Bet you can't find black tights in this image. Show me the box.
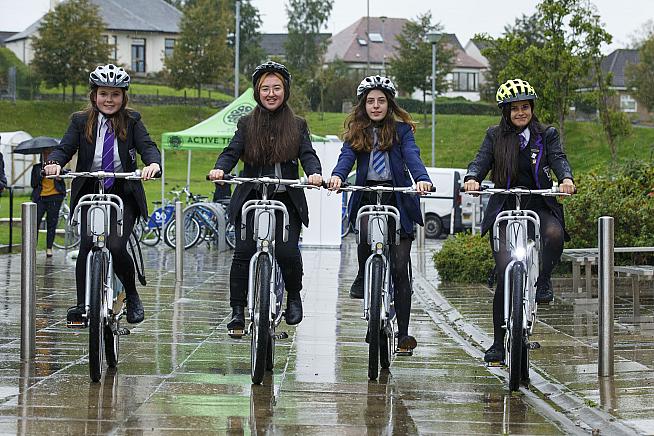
[229,192,303,308]
[75,185,139,305]
[490,207,564,343]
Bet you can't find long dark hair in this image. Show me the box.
[78,87,132,144]
[343,89,415,153]
[242,104,302,166]
[491,102,546,187]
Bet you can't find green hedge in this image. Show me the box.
[433,232,495,283]
[397,97,499,116]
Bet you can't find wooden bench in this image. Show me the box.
[614,265,654,322]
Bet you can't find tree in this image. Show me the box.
[164,0,232,96]
[387,12,454,124]
[284,0,333,84]
[626,35,654,113]
[226,0,264,90]
[31,0,110,101]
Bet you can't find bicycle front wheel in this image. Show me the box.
[164,215,201,249]
[508,262,526,392]
[88,251,105,382]
[368,255,384,380]
[251,253,271,384]
[53,209,80,249]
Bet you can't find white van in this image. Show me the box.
[422,167,489,238]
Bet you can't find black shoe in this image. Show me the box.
[126,293,144,324]
[285,294,303,325]
[349,274,364,299]
[484,343,505,363]
[397,335,417,351]
[227,306,245,331]
[66,304,85,324]
[535,278,554,304]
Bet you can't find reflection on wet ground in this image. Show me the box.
[427,243,654,434]
[0,237,574,434]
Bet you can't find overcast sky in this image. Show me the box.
[1,0,650,53]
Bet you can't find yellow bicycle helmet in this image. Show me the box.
[495,79,537,107]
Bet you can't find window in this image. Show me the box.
[102,35,117,61]
[357,38,368,46]
[368,32,383,43]
[164,38,175,58]
[131,38,146,73]
[620,94,637,112]
[451,72,478,92]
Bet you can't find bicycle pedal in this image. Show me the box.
[527,341,541,350]
[486,361,505,367]
[117,328,130,336]
[66,320,87,329]
[274,331,289,340]
[228,329,246,338]
[395,348,413,357]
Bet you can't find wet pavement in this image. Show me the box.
[0,235,650,434]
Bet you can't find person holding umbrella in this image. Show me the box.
[31,146,66,257]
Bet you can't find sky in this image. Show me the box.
[0,0,650,53]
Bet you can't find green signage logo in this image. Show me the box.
[225,104,254,125]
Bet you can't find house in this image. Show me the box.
[4,0,181,76]
[324,17,487,101]
[260,33,331,61]
[464,38,490,68]
[0,32,16,46]
[601,49,645,116]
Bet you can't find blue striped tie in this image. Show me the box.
[372,146,386,176]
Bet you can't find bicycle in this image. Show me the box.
[51,170,153,382]
[467,186,569,391]
[137,187,199,248]
[209,175,318,384]
[337,183,425,380]
[165,200,236,250]
[53,189,81,249]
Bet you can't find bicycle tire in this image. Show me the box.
[88,251,105,383]
[379,325,392,369]
[266,330,274,371]
[53,209,80,249]
[508,262,525,392]
[104,320,119,368]
[368,255,384,380]
[163,215,201,249]
[251,253,271,384]
[139,218,161,246]
[226,223,236,249]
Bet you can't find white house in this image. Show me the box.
[4,0,181,76]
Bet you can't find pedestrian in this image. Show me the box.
[31,147,66,257]
[462,78,575,364]
[328,75,433,354]
[44,64,161,325]
[208,61,323,335]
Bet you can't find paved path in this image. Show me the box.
[0,237,649,434]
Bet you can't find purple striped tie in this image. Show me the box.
[102,119,115,190]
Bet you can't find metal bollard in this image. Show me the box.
[471,204,477,235]
[416,202,425,249]
[175,201,184,282]
[598,216,614,377]
[21,202,37,361]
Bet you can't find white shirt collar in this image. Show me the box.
[520,128,531,144]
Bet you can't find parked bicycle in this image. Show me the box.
[53,189,81,249]
[467,186,569,391]
[337,183,427,380]
[209,175,318,384]
[51,170,154,382]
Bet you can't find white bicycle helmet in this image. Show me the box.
[356,75,397,99]
[89,64,130,89]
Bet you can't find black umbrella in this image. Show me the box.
[13,136,60,155]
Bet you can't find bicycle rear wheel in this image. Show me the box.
[164,215,201,249]
[88,251,105,382]
[508,262,525,392]
[251,254,271,384]
[53,209,80,249]
[368,255,384,380]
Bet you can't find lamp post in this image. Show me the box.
[234,0,241,98]
[427,33,440,167]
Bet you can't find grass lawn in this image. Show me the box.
[39,82,233,101]
[2,99,653,244]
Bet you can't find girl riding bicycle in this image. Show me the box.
[328,75,432,353]
[44,64,161,325]
[463,78,575,364]
[208,61,323,334]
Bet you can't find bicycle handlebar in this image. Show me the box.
[462,186,572,196]
[207,174,321,189]
[46,170,161,180]
[338,183,435,195]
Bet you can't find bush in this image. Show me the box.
[396,97,499,116]
[0,48,40,99]
[433,232,495,283]
[565,160,654,249]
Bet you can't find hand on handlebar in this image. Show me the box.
[208,168,225,181]
[327,176,342,191]
[415,181,432,194]
[44,163,62,177]
[559,178,575,194]
[307,173,323,187]
[141,162,160,180]
[463,179,480,192]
